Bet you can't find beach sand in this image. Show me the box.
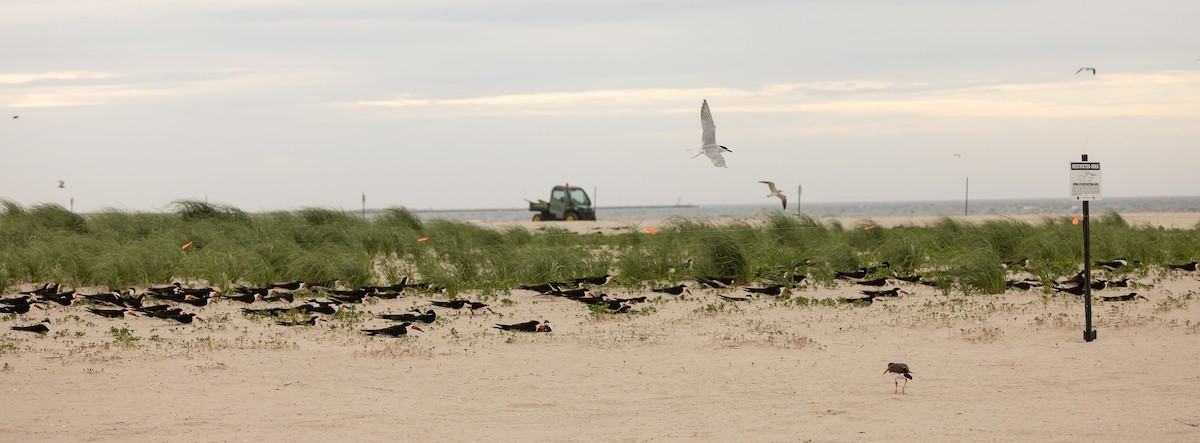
[2,214,1199,442]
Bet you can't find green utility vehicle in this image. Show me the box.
[528,184,596,222]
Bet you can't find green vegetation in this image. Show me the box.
[1,201,1197,295]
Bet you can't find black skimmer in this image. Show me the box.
[261,292,295,303]
[1167,261,1198,272]
[1075,67,1096,75]
[651,284,690,296]
[269,281,309,291]
[855,277,892,287]
[1095,258,1130,271]
[0,295,35,306]
[834,268,870,280]
[494,320,551,332]
[1006,279,1042,291]
[378,309,437,324]
[276,315,326,326]
[166,312,202,324]
[1059,271,1087,286]
[180,293,218,307]
[241,307,295,316]
[548,285,592,298]
[860,287,906,298]
[572,274,614,286]
[298,300,343,315]
[788,273,809,284]
[1108,278,1135,288]
[693,99,732,168]
[327,292,372,304]
[362,276,409,293]
[0,302,42,314]
[10,319,50,334]
[19,283,59,296]
[220,292,263,304]
[892,272,925,284]
[718,294,753,302]
[137,304,183,319]
[759,181,786,209]
[87,307,137,318]
[1099,292,1147,302]
[518,282,569,294]
[745,285,789,296]
[430,300,491,315]
[698,276,735,288]
[1001,257,1030,270]
[148,282,184,295]
[41,291,80,307]
[841,296,880,305]
[362,322,423,337]
[668,258,693,274]
[884,363,913,394]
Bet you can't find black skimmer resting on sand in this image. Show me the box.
[220,292,263,304]
[693,99,732,168]
[1100,293,1147,302]
[87,307,137,318]
[1167,261,1198,272]
[10,319,50,334]
[518,282,569,294]
[759,181,786,209]
[494,320,551,332]
[572,274,614,286]
[1108,278,1135,288]
[1095,258,1131,271]
[745,285,789,296]
[859,287,906,298]
[718,294,753,302]
[834,268,870,280]
[841,296,880,305]
[652,284,690,296]
[276,315,326,326]
[885,363,913,394]
[298,300,343,315]
[362,322,423,337]
[855,277,892,287]
[698,277,735,288]
[378,309,436,324]
[430,300,491,315]
[0,302,41,314]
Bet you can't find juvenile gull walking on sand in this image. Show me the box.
[692,99,732,168]
[759,181,786,209]
[885,362,913,394]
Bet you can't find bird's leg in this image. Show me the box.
[901,379,908,394]
[894,380,899,394]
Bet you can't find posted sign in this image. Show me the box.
[1070,162,1101,201]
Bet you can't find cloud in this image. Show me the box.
[0,71,122,85]
[343,71,1200,120]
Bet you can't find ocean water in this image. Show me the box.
[408,196,1200,223]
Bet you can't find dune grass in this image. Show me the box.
[1,200,1196,294]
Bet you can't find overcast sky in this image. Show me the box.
[3,0,1198,212]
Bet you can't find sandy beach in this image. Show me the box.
[2,214,1199,442]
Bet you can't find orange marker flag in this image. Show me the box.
[864,225,877,231]
[181,240,194,250]
[417,237,430,243]
[644,228,658,234]
[1072,216,1080,225]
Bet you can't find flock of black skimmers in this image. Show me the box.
[3,258,1194,338]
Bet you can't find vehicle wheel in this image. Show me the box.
[531,214,543,222]
[564,213,577,222]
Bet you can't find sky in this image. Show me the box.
[2,0,1199,213]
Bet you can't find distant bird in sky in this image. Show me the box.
[759,181,786,209]
[693,99,731,168]
[57,180,65,189]
[1075,67,1096,75]
[11,115,17,119]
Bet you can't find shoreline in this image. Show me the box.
[479,211,1200,233]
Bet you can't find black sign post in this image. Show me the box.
[1071,155,1099,342]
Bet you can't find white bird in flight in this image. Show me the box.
[760,181,786,210]
[693,99,731,168]
[1075,67,1096,75]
